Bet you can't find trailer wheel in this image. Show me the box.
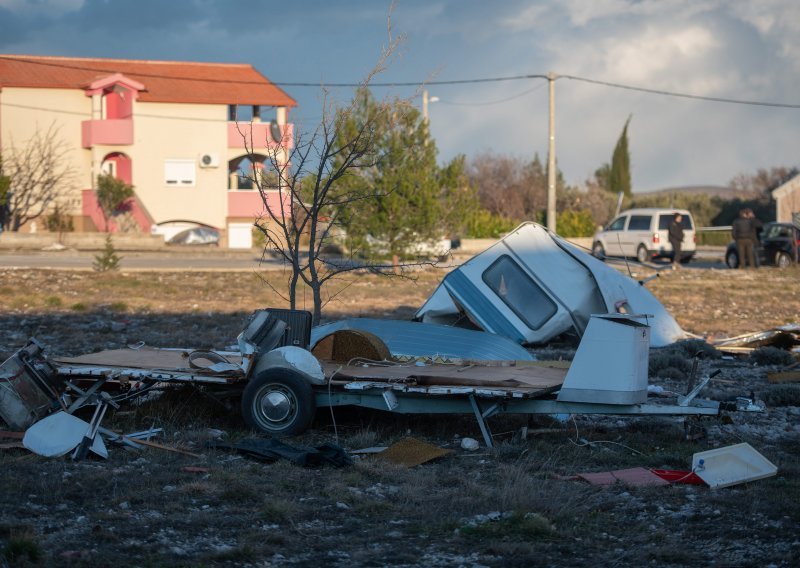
[241,368,315,436]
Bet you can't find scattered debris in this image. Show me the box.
[378,437,453,467]
[209,437,351,467]
[692,442,777,488]
[349,446,388,455]
[22,411,107,459]
[573,467,670,488]
[650,469,705,485]
[181,466,211,474]
[711,323,800,355]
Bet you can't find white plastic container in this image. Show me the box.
[692,443,777,488]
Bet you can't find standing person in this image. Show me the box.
[668,212,685,270]
[732,208,757,268]
[748,209,763,268]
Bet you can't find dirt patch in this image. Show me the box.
[1,267,799,566]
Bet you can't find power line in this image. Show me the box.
[2,53,799,109]
[559,74,800,109]
[279,74,548,87]
[435,84,546,106]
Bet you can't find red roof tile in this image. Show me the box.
[0,54,296,107]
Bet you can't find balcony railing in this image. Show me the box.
[227,122,294,150]
[81,119,133,148]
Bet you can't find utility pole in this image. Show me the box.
[422,90,439,122]
[546,71,557,233]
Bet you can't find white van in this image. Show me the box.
[592,208,696,263]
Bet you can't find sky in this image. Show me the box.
[1,0,798,192]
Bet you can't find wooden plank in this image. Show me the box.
[0,431,25,439]
[767,371,800,384]
[55,348,242,371]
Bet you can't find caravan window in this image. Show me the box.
[482,255,558,330]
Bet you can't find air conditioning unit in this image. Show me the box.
[199,153,220,168]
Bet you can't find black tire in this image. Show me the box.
[726,250,739,269]
[241,368,315,436]
[592,242,606,260]
[776,252,792,269]
[636,245,649,263]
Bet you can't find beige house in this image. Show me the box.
[772,173,800,226]
[0,55,296,247]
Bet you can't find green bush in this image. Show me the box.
[696,230,731,246]
[466,209,517,238]
[555,209,596,237]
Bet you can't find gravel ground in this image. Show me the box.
[0,268,798,567]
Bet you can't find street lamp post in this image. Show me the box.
[422,90,439,122]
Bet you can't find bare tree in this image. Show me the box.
[242,14,435,324]
[1,123,76,232]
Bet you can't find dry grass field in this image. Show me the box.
[0,265,799,566]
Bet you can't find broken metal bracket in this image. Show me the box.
[65,376,110,413]
[678,369,721,407]
[468,394,494,449]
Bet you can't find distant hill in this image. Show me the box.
[638,185,757,198]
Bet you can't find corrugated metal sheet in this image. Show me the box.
[310,319,534,361]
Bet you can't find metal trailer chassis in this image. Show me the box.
[315,384,727,449]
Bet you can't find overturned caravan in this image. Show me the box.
[417,222,685,348]
[2,310,756,452]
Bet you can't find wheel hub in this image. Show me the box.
[259,390,293,422]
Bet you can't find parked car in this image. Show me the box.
[592,208,696,263]
[167,226,220,246]
[725,222,800,268]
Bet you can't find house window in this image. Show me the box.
[164,160,196,186]
[481,255,558,330]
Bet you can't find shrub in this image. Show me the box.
[93,235,122,272]
[466,209,517,238]
[649,351,692,378]
[555,209,596,238]
[762,384,800,407]
[668,339,721,360]
[749,346,796,367]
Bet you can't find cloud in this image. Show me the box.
[0,0,797,190]
[0,0,84,16]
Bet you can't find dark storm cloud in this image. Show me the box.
[61,0,207,34]
[0,7,27,48]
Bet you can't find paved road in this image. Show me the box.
[0,250,287,271]
[0,247,729,271]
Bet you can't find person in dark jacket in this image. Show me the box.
[668,213,685,269]
[732,208,758,268]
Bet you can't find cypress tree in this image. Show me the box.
[609,116,632,198]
